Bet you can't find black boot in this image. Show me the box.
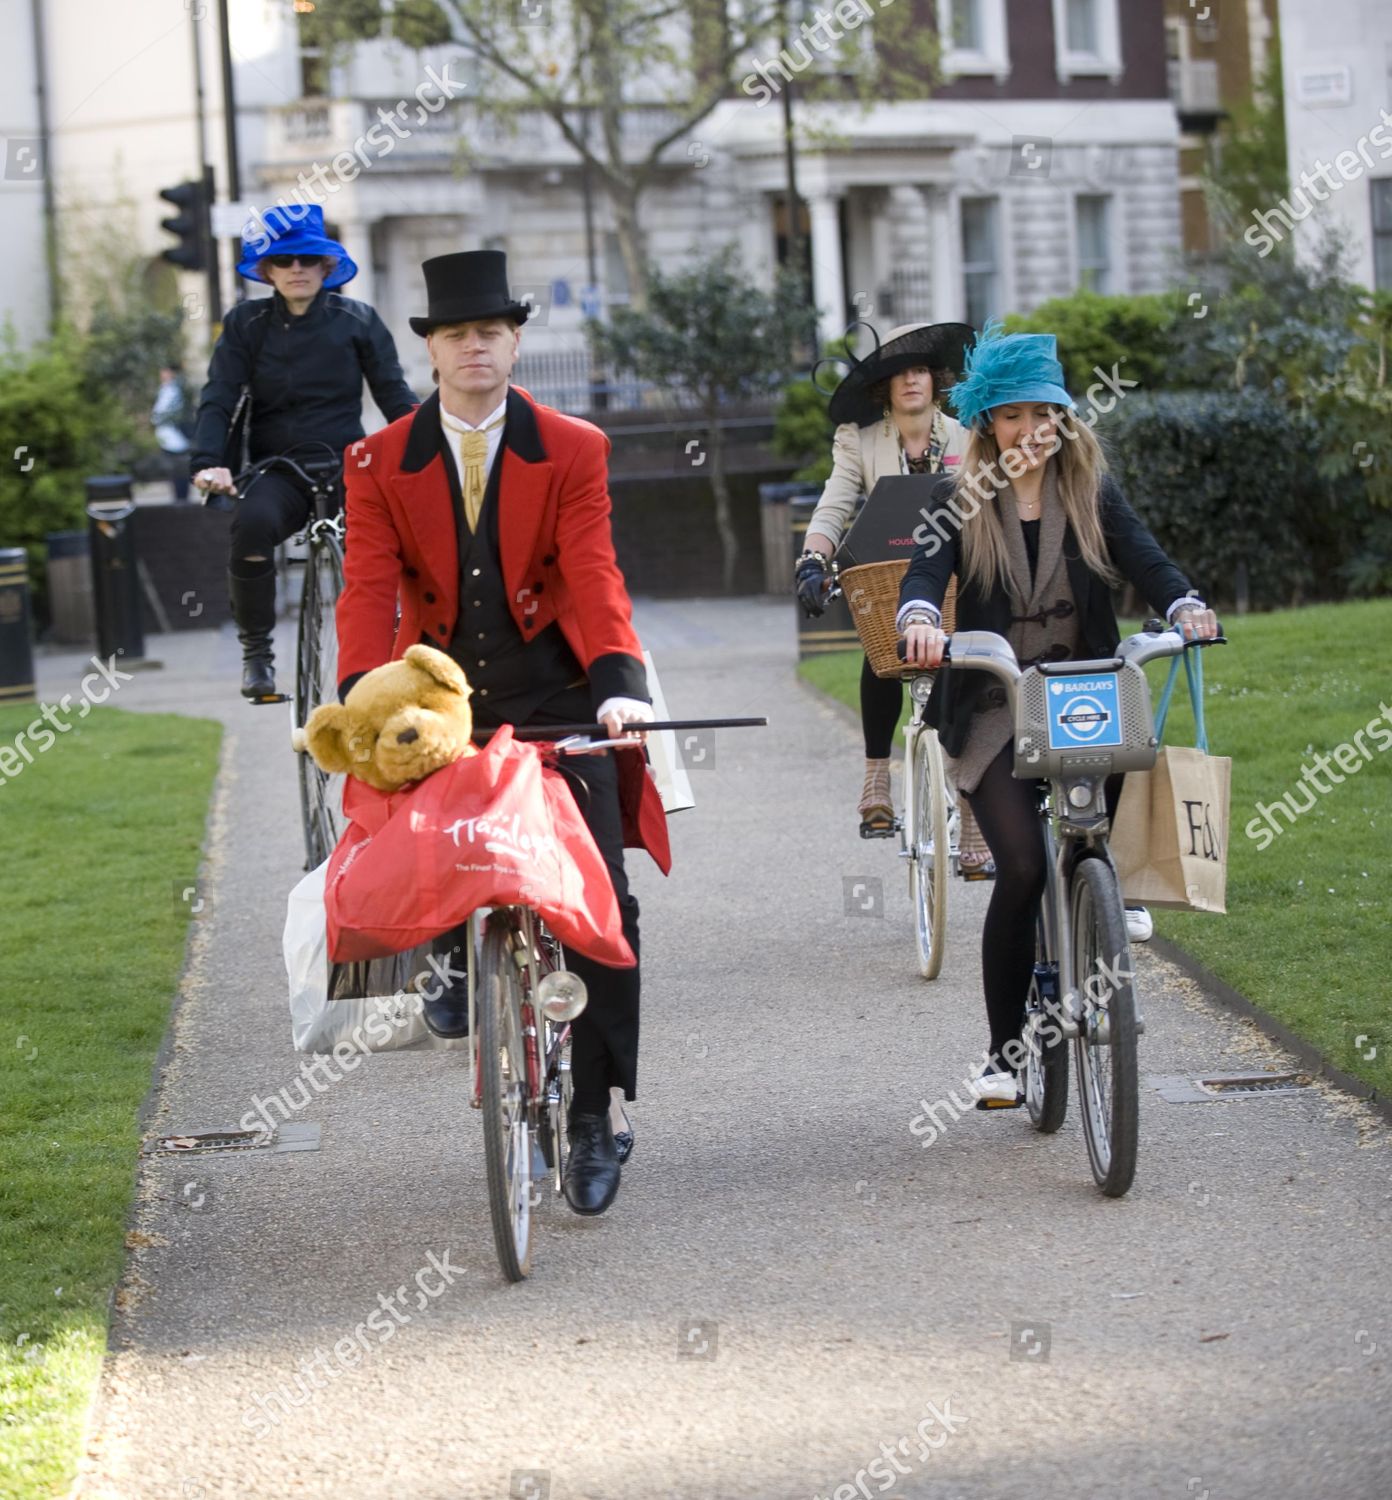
[228,568,277,699]
[562,1109,621,1216]
[422,931,469,1038]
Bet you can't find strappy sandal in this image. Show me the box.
[858,758,894,838]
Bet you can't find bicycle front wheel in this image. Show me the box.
[295,531,345,870]
[909,727,950,980]
[1023,920,1068,1134]
[1070,857,1138,1196]
[478,919,534,1281]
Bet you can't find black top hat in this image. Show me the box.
[409,250,531,335]
[824,321,977,428]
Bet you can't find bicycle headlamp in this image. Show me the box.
[1066,779,1095,810]
[538,970,588,1022]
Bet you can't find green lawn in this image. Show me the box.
[0,705,221,1499]
[799,600,1392,1099]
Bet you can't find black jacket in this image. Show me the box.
[899,475,1194,758]
[190,288,417,473]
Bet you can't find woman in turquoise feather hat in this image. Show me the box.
[895,322,1218,1108]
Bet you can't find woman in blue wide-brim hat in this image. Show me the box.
[190,203,418,700]
[895,322,1219,1108]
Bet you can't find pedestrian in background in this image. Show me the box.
[151,366,193,503]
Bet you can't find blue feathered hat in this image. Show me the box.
[236,204,358,289]
[949,319,1075,431]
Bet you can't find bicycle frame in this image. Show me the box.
[946,626,1205,1033]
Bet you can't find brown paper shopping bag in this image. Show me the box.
[1111,650,1230,914]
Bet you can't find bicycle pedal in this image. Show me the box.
[248,692,291,705]
[859,823,897,840]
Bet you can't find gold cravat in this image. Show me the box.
[455,415,506,532]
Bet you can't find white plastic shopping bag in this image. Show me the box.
[643,650,695,814]
[283,860,440,1054]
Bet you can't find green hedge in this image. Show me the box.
[1006,289,1183,397]
[1101,391,1376,609]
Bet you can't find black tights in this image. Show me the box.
[860,656,902,759]
[964,748,1123,1072]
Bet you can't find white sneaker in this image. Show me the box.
[1125,906,1153,943]
[971,1069,1022,1110]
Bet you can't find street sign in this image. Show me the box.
[211,201,256,239]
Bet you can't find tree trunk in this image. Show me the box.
[705,405,738,594]
[609,183,649,312]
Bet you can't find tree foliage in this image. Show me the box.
[589,248,807,589]
[0,332,127,620]
[1202,35,1288,227]
[295,1,938,304]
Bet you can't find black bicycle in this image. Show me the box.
[228,446,346,871]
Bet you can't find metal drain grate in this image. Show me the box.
[1198,1072,1311,1097]
[146,1123,321,1155]
[1149,1072,1312,1103]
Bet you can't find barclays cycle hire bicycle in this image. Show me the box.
[934,621,1225,1197]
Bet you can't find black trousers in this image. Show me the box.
[469,686,641,1111]
[229,470,314,568]
[860,656,903,759]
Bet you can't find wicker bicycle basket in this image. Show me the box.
[840,560,957,679]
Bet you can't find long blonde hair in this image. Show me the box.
[952,411,1119,594]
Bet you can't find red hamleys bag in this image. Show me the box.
[324,726,634,968]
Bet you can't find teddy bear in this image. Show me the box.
[297,644,476,792]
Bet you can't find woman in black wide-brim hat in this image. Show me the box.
[795,321,992,872]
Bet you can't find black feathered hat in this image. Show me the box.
[822,321,976,428]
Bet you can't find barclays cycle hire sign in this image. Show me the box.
[1045,673,1123,750]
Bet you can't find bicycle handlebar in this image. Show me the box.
[895,626,1226,706]
[473,717,768,743]
[232,449,343,498]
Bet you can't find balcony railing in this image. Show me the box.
[262,98,692,171]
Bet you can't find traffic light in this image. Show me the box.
[158,179,209,272]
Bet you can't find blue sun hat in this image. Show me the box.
[949,319,1075,431]
[236,203,358,289]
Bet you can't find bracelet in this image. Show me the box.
[902,612,935,628]
[797,549,828,566]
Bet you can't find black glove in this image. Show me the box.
[795,555,829,617]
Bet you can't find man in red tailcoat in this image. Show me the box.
[337,250,669,1216]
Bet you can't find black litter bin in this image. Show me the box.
[789,495,860,662]
[46,530,95,645]
[86,475,144,663]
[0,548,36,704]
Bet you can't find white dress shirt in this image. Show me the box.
[439,393,508,484]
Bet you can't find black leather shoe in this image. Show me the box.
[563,1111,620,1216]
[422,971,468,1038]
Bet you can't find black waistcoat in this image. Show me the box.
[438,414,583,721]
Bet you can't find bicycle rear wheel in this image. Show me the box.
[909,727,950,980]
[1023,920,1068,1134]
[1071,857,1138,1196]
[478,918,534,1281]
[295,530,345,870]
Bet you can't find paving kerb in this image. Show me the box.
[35,600,1392,1500]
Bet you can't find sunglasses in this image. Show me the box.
[265,254,326,268]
